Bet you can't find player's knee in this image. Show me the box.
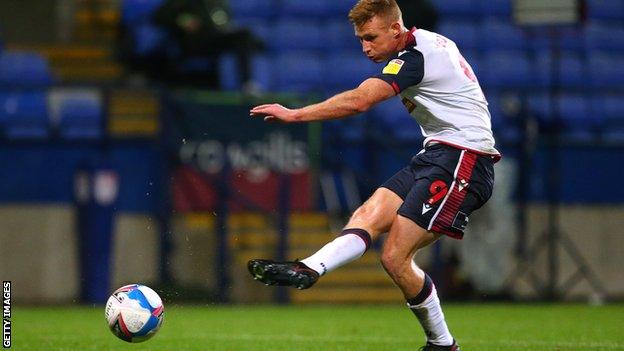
[351,203,385,230]
[380,248,403,276]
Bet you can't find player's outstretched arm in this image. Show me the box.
[249,78,395,123]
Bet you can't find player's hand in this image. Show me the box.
[250,104,298,123]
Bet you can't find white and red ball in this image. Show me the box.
[105,284,164,343]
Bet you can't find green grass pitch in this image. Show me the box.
[13,303,624,350]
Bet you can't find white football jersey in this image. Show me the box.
[375,28,500,157]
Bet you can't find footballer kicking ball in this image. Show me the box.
[105,284,165,343]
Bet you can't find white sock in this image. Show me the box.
[408,285,454,346]
[300,229,371,275]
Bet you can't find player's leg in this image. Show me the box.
[299,187,403,275]
[381,215,457,349]
[248,187,403,289]
[379,147,495,350]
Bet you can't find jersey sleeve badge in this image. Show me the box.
[382,59,405,75]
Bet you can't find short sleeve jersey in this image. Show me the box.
[374,28,499,156]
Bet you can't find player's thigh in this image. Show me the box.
[382,214,441,265]
[346,187,403,238]
[346,165,418,236]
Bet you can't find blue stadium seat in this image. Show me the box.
[534,51,551,88]
[274,53,324,93]
[601,96,624,121]
[593,95,624,140]
[481,51,532,88]
[534,51,586,88]
[556,94,597,140]
[325,115,367,143]
[58,98,103,140]
[0,92,9,132]
[432,0,480,18]
[529,26,584,51]
[121,0,164,24]
[592,95,624,120]
[1,91,49,139]
[270,20,324,52]
[487,92,523,142]
[250,55,275,91]
[557,94,590,122]
[279,0,332,18]
[486,92,506,129]
[586,0,624,20]
[480,19,528,51]
[0,51,54,87]
[477,0,511,16]
[229,0,276,20]
[584,22,624,51]
[132,23,169,56]
[219,53,272,92]
[244,19,273,44]
[325,20,361,51]
[438,21,479,50]
[527,93,553,121]
[588,51,624,89]
[462,50,481,76]
[218,54,240,91]
[370,98,421,142]
[325,0,356,17]
[324,53,379,91]
[486,90,504,127]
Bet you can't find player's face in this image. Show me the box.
[355,15,401,63]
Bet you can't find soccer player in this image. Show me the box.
[247,0,500,349]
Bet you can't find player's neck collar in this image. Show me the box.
[398,27,417,51]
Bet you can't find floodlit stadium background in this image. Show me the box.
[1,0,623,312]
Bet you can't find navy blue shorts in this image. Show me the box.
[381,143,496,239]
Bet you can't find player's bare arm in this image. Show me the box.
[249,77,395,123]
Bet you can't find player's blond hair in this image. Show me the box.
[348,0,402,28]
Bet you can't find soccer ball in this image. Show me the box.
[105,284,165,343]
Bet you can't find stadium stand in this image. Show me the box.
[229,0,276,20]
[57,98,103,140]
[480,18,529,51]
[588,52,624,89]
[594,95,624,141]
[274,53,324,93]
[324,52,379,91]
[0,51,54,87]
[556,93,596,141]
[534,51,586,89]
[279,0,332,18]
[0,0,620,147]
[120,0,164,24]
[481,50,532,88]
[438,20,480,50]
[0,0,623,307]
[586,0,624,20]
[478,0,512,17]
[325,20,363,51]
[1,91,49,139]
[431,0,480,18]
[584,21,624,51]
[270,20,325,52]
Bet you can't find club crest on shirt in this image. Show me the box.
[382,59,404,75]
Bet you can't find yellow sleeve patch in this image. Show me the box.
[382,59,405,75]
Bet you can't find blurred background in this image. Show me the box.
[0,0,622,307]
